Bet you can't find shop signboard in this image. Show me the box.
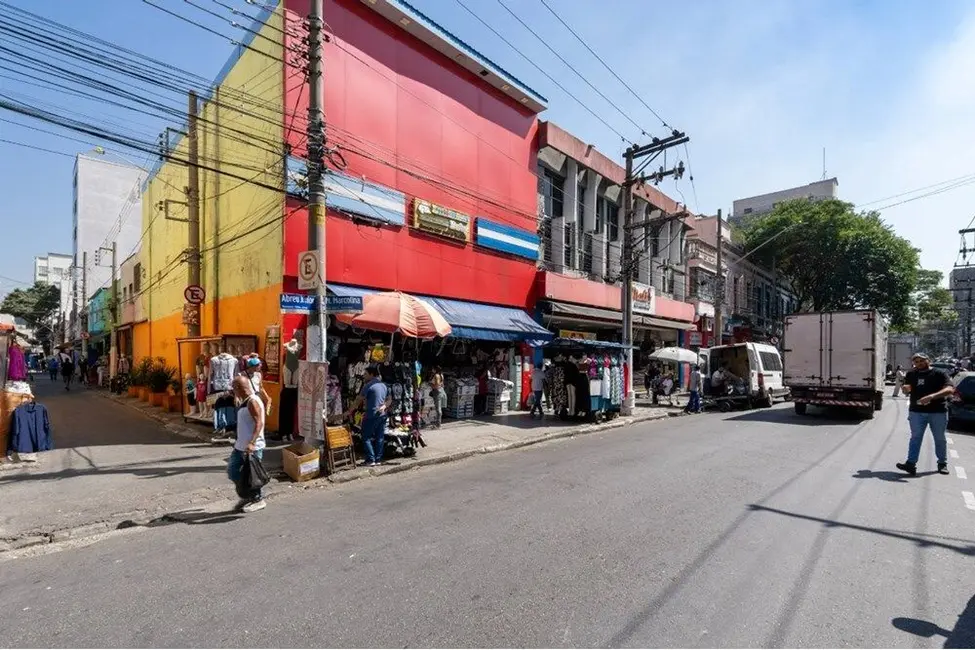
[631,282,656,315]
[688,331,703,347]
[323,170,406,226]
[297,360,328,441]
[558,329,596,341]
[412,199,470,243]
[280,293,317,313]
[474,218,539,260]
[263,325,281,381]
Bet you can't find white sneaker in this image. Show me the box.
[234,498,250,511]
[242,500,266,513]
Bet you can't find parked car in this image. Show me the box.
[949,371,975,430]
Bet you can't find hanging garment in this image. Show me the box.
[8,401,53,454]
[550,365,567,414]
[209,353,237,392]
[6,345,27,382]
[279,386,298,437]
[213,394,237,431]
[600,366,611,399]
[610,359,623,406]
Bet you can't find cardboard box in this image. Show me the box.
[282,442,321,482]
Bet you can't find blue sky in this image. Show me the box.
[1,0,973,301]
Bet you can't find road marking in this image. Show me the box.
[950,449,960,459]
[964,491,975,510]
[947,436,955,445]
[957,466,968,480]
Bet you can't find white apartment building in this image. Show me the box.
[730,177,839,227]
[71,150,146,339]
[33,252,74,341]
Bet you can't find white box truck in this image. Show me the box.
[783,310,887,418]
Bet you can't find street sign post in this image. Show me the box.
[184,284,205,305]
[280,293,318,313]
[297,250,321,290]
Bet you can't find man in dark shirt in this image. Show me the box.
[344,365,390,467]
[896,353,955,476]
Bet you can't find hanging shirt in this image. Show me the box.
[531,367,545,392]
[209,354,237,392]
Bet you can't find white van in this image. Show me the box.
[704,342,788,407]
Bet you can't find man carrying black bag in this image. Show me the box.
[228,375,269,513]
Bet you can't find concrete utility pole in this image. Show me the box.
[81,250,88,360]
[186,90,202,337]
[110,241,118,379]
[714,208,724,347]
[620,131,689,415]
[306,0,328,370]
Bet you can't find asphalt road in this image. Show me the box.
[3,397,975,648]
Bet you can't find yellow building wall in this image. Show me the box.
[134,6,286,428]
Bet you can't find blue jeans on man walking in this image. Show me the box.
[362,416,387,465]
[907,411,948,464]
[228,448,264,501]
[530,390,544,418]
[685,390,701,413]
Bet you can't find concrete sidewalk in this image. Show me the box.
[1,384,675,550]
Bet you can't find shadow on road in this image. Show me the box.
[118,507,244,529]
[726,408,872,426]
[852,469,939,482]
[748,504,975,556]
[893,593,975,648]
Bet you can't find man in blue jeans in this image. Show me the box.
[345,365,390,467]
[897,353,955,476]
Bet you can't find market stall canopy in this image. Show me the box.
[542,300,696,330]
[419,295,552,345]
[328,284,551,345]
[649,346,699,364]
[335,291,451,339]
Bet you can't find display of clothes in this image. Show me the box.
[325,374,343,424]
[6,344,27,382]
[210,393,237,432]
[8,400,52,454]
[208,353,237,393]
[282,338,301,388]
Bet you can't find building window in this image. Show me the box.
[564,223,575,269]
[128,283,134,301]
[596,195,617,236]
[743,208,753,215]
[541,217,553,265]
[133,263,142,292]
[577,183,586,223]
[581,233,593,274]
[537,165,565,218]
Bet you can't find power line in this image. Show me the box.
[537,0,672,131]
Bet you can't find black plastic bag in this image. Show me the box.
[240,453,271,492]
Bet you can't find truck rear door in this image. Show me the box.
[784,314,826,387]
[827,311,877,389]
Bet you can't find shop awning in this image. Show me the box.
[547,337,635,350]
[542,300,695,330]
[327,284,552,344]
[420,295,553,344]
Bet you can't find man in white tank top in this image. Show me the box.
[229,376,267,513]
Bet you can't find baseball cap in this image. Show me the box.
[246,357,261,368]
[911,352,929,361]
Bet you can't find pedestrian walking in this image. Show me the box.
[896,353,955,476]
[47,355,58,382]
[344,365,390,467]
[684,364,703,414]
[529,362,545,419]
[228,375,267,513]
[59,348,75,391]
[892,365,906,397]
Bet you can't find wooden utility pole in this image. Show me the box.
[620,131,688,414]
[714,208,724,347]
[186,90,202,337]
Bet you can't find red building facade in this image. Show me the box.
[281,0,545,309]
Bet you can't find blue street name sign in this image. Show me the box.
[280,293,317,312]
[324,295,363,313]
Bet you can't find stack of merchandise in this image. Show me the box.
[444,376,477,419]
[485,378,513,415]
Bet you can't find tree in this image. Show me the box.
[741,199,919,328]
[0,282,61,331]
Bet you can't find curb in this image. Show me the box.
[98,392,212,442]
[0,408,673,556]
[325,410,672,484]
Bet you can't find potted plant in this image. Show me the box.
[166,377,184,412]
[147,358,176,407]
[132,357,154,401]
